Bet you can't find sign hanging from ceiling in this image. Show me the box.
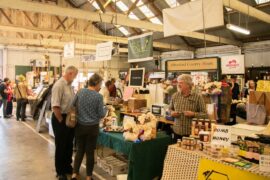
[221,55,245,74]
[80,54,96,62]
[64,41,75,59]
[128,32,153,63]
[95,41,113,61]
[163,0,224,36]
[166,58,218,72]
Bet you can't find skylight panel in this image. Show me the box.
[118,27,130,36]
[128,12,139,20]
[150,17,162,25]
[139,5,154,18]
[255,0,270,4]
[165,0,179,7]
[92,1,100,10]
[130,0,144,7]
[116,1,129,12]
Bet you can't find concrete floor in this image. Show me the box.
[0,106,117,180]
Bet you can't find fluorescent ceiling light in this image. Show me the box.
[118,27,130,36]
[116,1,129,12]
[150,17,162,25]
[226,24,250,35]
[139,5,154,18]
[225,7,232,12]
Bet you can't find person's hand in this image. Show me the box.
[184,111,195,117]
[171,111,180,118]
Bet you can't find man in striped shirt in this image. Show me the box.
[170,74,207,142]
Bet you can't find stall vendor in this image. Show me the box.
[170,74,207,142]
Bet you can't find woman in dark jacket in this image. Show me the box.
[71,73,107,180]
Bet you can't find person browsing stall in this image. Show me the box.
[170,74,207,142]
[14,75,30,121]
[51,66,78,180]
[71,73,107,180]
[99,80,111,104]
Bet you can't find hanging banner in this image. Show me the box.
[221,55,245,74]
[95,41,113,61]
[163,0,224,36]
[198,158,267,180]
[128,32,153,63]
[211,125,231,147]
[64,41,75,59]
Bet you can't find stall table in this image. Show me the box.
[162,145,270,180]
[97,130,172,180]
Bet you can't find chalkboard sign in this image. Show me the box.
[129,68,145,88]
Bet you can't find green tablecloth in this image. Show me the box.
[97,130,172,180]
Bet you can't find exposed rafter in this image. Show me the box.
[0,24,192,50]
[0,0,241,46]
[223,0,270,24]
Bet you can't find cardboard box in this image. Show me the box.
[97,155,128,177]
[265,92,270,116]
[128,98,147,111]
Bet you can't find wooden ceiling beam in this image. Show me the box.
[126,0,140,15]
[0,0,241,46]
[95,0,106,13]
[223,0,270,24]
[0,24,193,50]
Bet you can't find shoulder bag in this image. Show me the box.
[66,91,79,128]
[247,92,267,125]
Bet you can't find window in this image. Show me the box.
[150,17,162,25]
[255,0,270,4]
[139,5,154,18]
[118,27,130,36]
[128,12,139,20]
[116,1,129,12]
[165,0,179,7]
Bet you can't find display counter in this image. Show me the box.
[97,130,172,180]
[162,145,270,180]
[231,123,266,141]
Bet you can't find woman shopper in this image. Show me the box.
[14,75,29,121]
[72,73,107,180]
[6,80,13,117]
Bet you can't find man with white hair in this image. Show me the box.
[51,66,78,180]
[170,74,206,142]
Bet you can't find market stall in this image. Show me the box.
[162,145,270,180]
[97,130,171,180]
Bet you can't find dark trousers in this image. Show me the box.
[6,101,13,115]
[16,99,26,119]
[52,113,75,176]
[73,123,99,176]
[2,99,7,117]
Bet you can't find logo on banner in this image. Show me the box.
[226,59,240,69]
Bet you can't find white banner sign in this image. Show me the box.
[163,0,224,36]
[260,155,270,172]
[221,55,245,74]
[95,41,113,61]
[64,41,75,59]
[211,125,231,147]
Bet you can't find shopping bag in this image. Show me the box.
[247,92,267,125]
[265,92,270,116]
[66,107,77,128]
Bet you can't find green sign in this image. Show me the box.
[128,32,153,63]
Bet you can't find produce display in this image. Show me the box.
[123,112,157,142]
[100,106,124,133]
[202,81,222,95]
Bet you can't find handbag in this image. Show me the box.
[66,93,79,128]
[247,93,267,125]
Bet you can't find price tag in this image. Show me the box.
[260,155,270,172]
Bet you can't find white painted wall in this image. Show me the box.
[0,46,129,81]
